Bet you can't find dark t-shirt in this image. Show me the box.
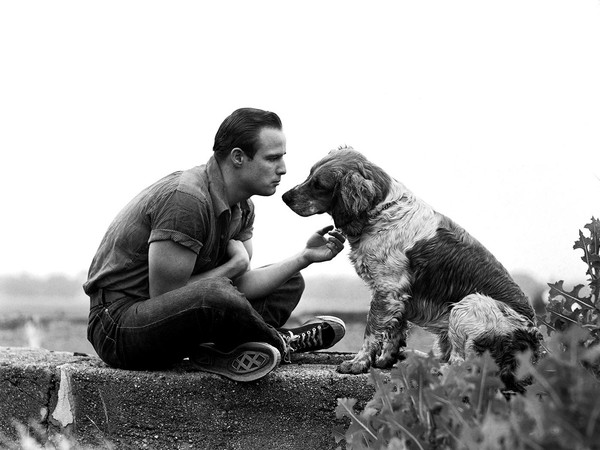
[83,156,254,298]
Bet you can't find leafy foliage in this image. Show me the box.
[336,217,600,449]
[336,332,600,450]
[541,217,600,346]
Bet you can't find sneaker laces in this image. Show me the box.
[278,331,294,364]
[291,324,324,351]
[278,323,327,363]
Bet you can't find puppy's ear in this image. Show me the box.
[332,172,377,227]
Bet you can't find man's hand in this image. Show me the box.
[227,239,250,276]
[303,225,346,263]
[185,239,250,288]
[231,226,345,300]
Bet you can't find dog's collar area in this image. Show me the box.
[343,198,402,238]
[367,200,398,219]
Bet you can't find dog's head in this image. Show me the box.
[282,147,392,233]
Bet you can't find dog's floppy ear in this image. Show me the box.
[332,172,377,228]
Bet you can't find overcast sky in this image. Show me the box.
[1,0,599,286]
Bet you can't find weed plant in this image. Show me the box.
[335,218,600,450]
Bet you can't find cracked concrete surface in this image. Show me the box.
[0,348,87,436]
[0,347,374,449]
[51,367,74,427]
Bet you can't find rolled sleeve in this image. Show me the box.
[148,229,202,254]
[148,190,208,254]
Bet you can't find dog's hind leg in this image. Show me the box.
[449,336,479,365]
[436,330,453,363]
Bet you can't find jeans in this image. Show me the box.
[87,274,304,369]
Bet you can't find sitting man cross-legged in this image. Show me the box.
[84,107,346,382]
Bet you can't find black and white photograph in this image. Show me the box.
[1,1,599,449]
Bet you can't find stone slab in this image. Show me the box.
[0,347,375,449]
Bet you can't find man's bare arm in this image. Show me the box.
[148,240,248,298]
[148,226,343,299]
[233,226,345,300]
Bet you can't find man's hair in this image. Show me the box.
[213,108,282,161]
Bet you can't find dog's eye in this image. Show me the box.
[312,179,327,191]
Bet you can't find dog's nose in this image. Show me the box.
[282,190,292,204]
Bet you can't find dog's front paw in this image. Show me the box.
[374,353,400,369]
[338,355,371,374]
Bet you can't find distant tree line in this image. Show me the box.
[0,271,546,305]
[0,273,85,297]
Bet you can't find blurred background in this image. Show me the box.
[1,0,599,355]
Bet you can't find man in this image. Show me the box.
[83,108,346,382]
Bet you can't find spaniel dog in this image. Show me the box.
[282,147,542,393]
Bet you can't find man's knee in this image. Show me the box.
[172,276,249,315]
[287,272,305,300]
[201,277,251,308]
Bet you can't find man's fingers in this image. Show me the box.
[326,234,345,253]
[316,225,334,236]
[328,229,346,243]
[315,225,346,243]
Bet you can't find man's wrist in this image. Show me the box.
[297,250,313,269]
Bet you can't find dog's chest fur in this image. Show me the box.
[345,182,533,331]
[346,183,447,328]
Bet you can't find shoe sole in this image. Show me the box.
[191,342,281,382]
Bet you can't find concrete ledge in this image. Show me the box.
[0,347,374,449]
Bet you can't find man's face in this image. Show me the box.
[241,127,287,196]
